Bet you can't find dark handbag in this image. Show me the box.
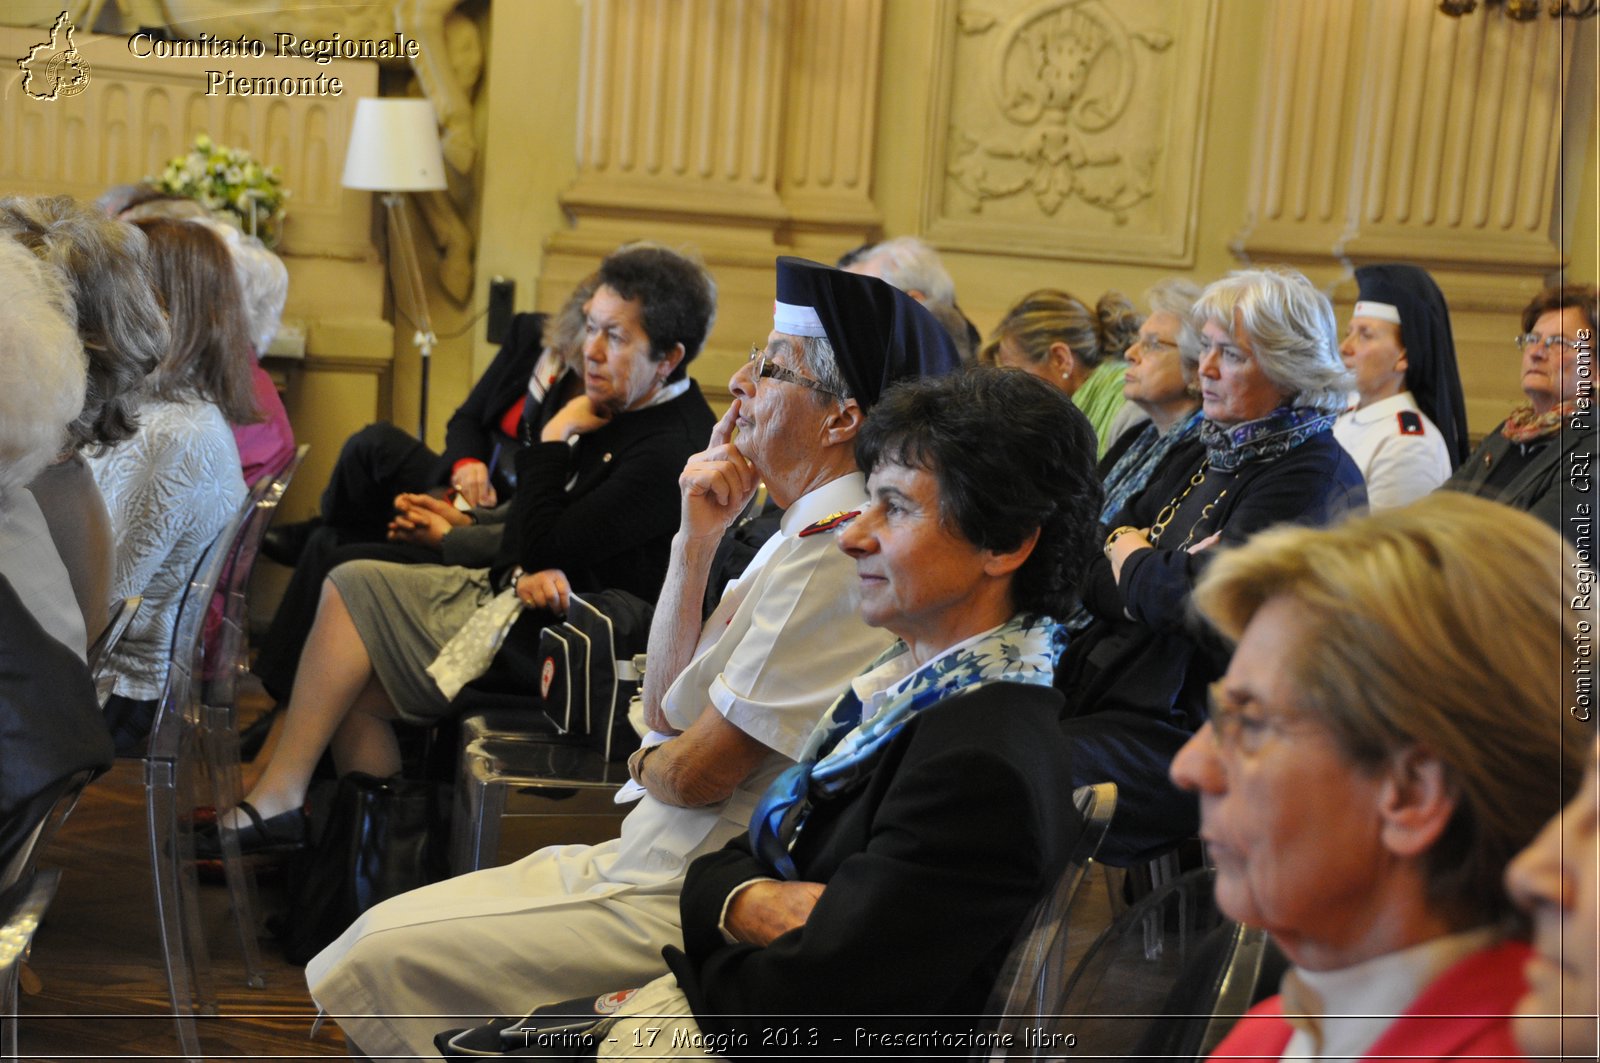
[273,771,448,965]
[436,990,641,1059]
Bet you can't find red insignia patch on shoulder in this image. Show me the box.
[798,510,860,537]
[1397,410,1424,436]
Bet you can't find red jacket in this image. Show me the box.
[1210,940,1531,1063]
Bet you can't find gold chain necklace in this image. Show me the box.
[1148,460,1228,550]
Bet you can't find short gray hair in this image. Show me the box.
[1146,278,1206,376]
[853,236,956,309]
[798,333,853,407]
[0,239,86,496]
[0,195,165,452]
[1193,267,1352,414]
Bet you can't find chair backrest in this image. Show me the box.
[983,782,1117,1048]
[1037,866,1274,1063]
[88,596,141,676]
[89,596,142,704]
[200,444,307,703]
[144,493,257,763]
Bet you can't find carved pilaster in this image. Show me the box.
[1235,0,1595,431]
[1237,0,1591,274]
[548,0,888,399]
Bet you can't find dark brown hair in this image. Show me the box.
[1521,283,1598,335]
[134,218,260,424]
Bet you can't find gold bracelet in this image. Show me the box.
[1104,525,1140,558]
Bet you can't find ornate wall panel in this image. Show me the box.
[919,0,1218,266]
[562,0,883,231]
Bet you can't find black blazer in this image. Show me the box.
[440,312,547,491]
[666,683,1081,1057]
[490,382,717,599]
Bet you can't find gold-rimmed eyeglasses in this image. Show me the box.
[748,345,837,396]
[1206,681,1316,757]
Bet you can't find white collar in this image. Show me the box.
[637,377,692,410]
[777,472,868,538]
[1279,926,1498,1062]
[848,622,1007,710]
[1340,389,1419,427]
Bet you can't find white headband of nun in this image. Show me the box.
[773,300,827,338]
[1352,300,1401,325]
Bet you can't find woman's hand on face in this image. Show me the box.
[516,567,571,615]
[539,395,613,443]
[451,459,497,508]
[725,879,826,948]
[387,492,470,547]
[678,400,759,542]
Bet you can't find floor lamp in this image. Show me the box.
[341,98,449,441]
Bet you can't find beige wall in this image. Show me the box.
[456,0,1596,440]
[4,2,1593,444]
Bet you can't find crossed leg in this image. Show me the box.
[223,578,402,827]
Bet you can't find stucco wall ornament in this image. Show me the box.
[947,0,1170,224]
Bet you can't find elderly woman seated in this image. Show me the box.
[1444,283,1597,541]
[1059,267,1365,862]
[1175,493,1587,1062]
[445,366,1105,1055]
[1,195,166,647]
[0,235,92,659]
[1510,737,1599,1063]
[87,218,254,749]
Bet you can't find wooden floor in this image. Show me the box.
[16,690,347,1061]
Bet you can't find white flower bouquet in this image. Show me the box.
[149,134,290,246]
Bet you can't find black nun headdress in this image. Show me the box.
[1353,263,1470,468]
[773,256,961,409]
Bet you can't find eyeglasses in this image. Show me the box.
[1206,681,1314,757]
[748,345,837,396]
[1515,333,1577,355]
[1134,337,1179,357]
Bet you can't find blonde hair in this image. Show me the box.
[982,288,1140,371]
[1193,493,1591,927]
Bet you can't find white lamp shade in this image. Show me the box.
[341,98,448,191]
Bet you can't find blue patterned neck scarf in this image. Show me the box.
[748,614,1057,880]
[1100,408,1205,522]
[1199,406,1336,473]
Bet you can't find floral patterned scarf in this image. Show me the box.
[1199,405,1337,472]
[1501,401,1576,445]
[748,614,1056,880]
